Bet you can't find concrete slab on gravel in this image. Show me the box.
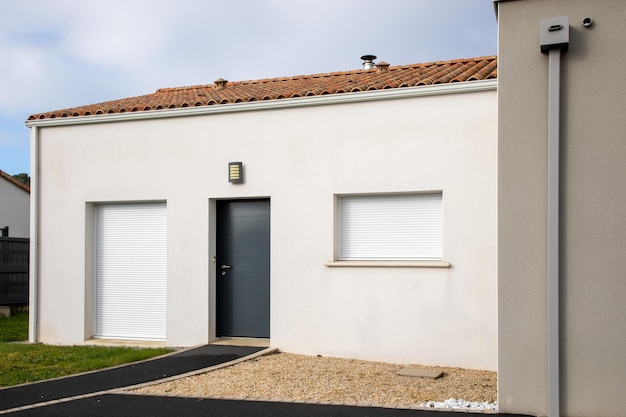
[396,367,443,379]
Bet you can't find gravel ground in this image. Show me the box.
[133,351,497,409]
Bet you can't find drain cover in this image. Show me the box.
[397,367,443,379]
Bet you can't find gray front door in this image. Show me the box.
[216,199,270,338]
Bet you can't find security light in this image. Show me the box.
[228,162,243,183]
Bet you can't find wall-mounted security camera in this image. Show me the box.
[582,17,593,28]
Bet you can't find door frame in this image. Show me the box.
[208,197,271,341]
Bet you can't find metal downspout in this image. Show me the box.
[28,125,39,343]
[547,46,561,417]
[540,16,569,417]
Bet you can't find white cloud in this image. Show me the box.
[0,0,496,174]
[0,122,30,175]
[2,0,497,110]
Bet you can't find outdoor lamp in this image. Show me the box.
[228,162,243,183]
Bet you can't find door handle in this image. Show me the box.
[220,265,231,270]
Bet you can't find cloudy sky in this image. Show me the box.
[0,0,497,176]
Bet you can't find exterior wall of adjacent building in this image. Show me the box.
[0,174,29,238]
[30,85,498,370]
[497,1,626,415]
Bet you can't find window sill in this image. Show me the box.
[325,260,451,268]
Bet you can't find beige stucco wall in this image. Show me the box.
[0,176,29,238]
[497,1,626,415]
[31,86,498,370]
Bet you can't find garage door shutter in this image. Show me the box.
[95,203,167,340]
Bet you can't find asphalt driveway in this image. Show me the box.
[3,394,532,417]
[0,344,264,412]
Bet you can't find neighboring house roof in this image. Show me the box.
[0,170,30,194]
[28,56,497,121]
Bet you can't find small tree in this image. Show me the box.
[11,173,30,186]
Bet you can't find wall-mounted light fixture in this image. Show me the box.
[228,162,243,183]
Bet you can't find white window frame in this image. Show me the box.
[334,193,444,264]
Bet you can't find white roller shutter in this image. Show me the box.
[340,194,443,260]
[95,203,167,340]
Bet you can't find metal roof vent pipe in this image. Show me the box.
[361,55,377,69]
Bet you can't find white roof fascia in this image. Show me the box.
[26,79,497,128]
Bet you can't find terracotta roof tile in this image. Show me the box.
[28,56,497,121]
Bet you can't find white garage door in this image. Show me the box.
[95,203,167,340]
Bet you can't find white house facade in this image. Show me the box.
[26,57,498,371]
[0,170,30,238]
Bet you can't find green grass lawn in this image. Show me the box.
[0,311,28,343]
[0,312,173,387]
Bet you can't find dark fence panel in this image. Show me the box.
[0,237,29,305]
